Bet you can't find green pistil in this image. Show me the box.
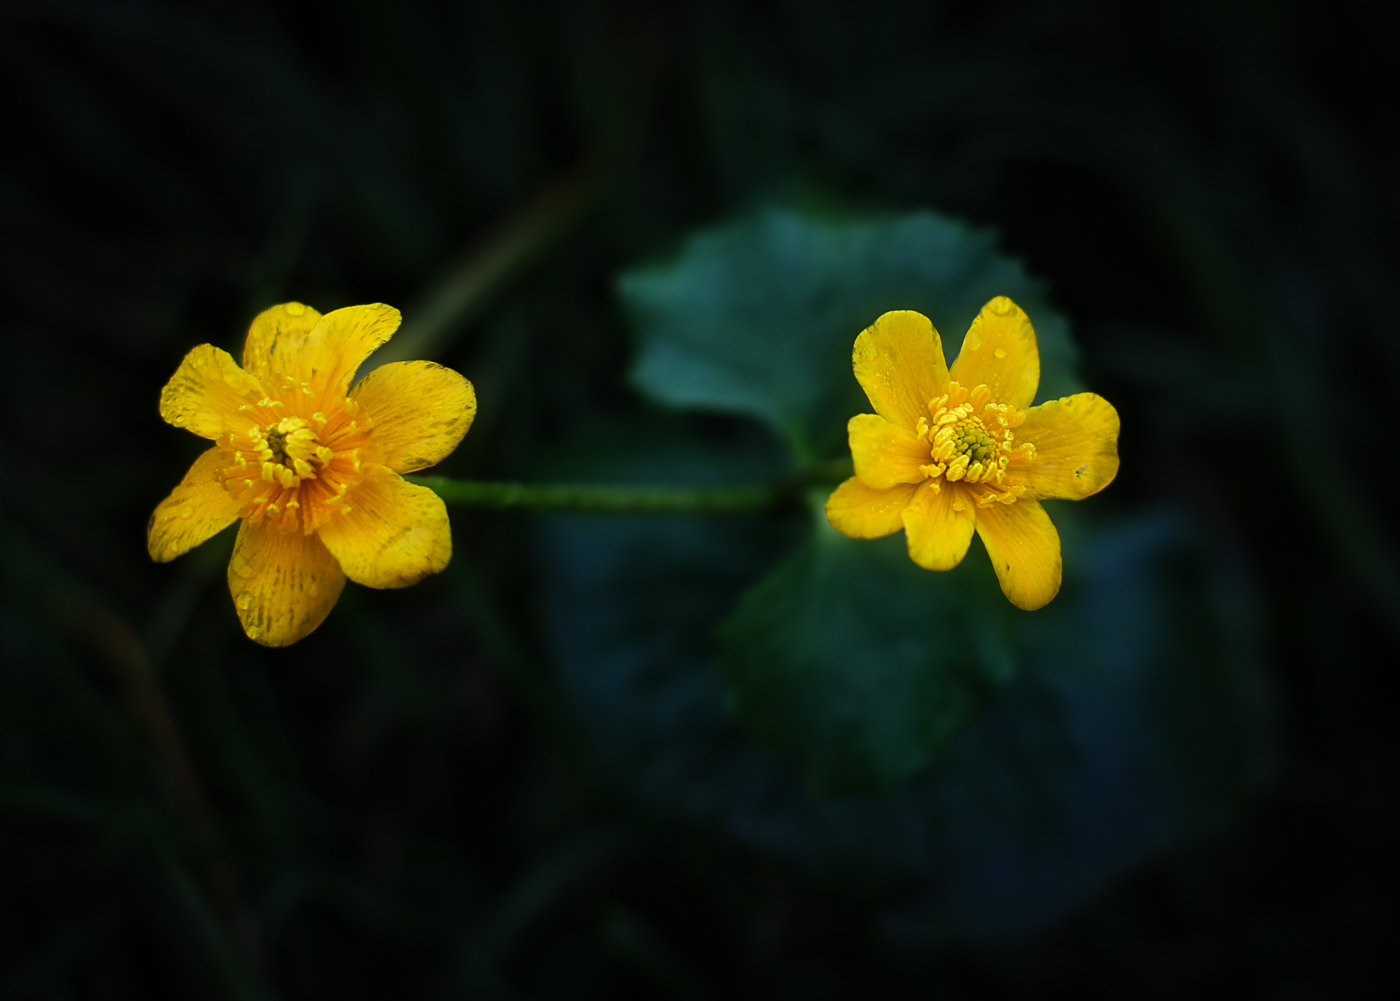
[954,422,997,463]
[265,428,289,465]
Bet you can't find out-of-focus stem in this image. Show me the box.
[59,599,271,995]
[367,162,602,370]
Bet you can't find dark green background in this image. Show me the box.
[2,0,1396,997]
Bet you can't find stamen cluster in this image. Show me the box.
[913,381,1036,507]
[215,375,373,534]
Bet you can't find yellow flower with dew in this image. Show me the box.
[826,297,1119,610]
[149,302,477,646]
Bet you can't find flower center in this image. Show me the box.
[914,381,1036,505]
[264,426,292,465]
[215,387,373,534]
[948,417,998,465]
[251,417,330,482]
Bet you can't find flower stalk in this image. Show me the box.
[410,462,851,515]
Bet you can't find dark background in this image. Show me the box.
[2,0,1397,997]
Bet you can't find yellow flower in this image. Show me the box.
[148,302,477,646]
[825,297,1119,610]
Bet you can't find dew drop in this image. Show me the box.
[246,625,262,640]
[236,593,253,610]
[989,296,1012,315]
[994,346,1007,359]
[231,556,256,580]
[179,505,194,518]
[964,331,983,351]
[285,302,305,316]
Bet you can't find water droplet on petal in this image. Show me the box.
[989,296,1012,315]
[994,346,1007,359]
[246,625,262,640]
[236,593,253,610]
[230,556,255,580]
[179,505,194,518]
[285,302,305,316]
[965,331,983,351]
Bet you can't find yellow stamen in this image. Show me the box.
[915,381,1029,503]
[218,395,370,532]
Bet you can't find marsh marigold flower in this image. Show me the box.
[149,302,476,646]
[826,297,1119,610]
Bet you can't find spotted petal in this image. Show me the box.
[902,480,976,571]
[159,344,266,439]
[242,302,324,383]
[316,465,452,588]
[1016,393,1120,500]
[227,521,346,646]
[825,477,919,539]
[949,296,1039,409]
[351,361,477,473]
[848,414,931,489]
[853,310,949,432]
[148,446,241,562]
[973,498,1061,610]
[299,304,402,410]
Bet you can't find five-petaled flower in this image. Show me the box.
[826,297,1119,610]
[149,302,476,646]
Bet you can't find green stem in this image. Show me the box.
[409,461,850,515]
[410,478,774,514]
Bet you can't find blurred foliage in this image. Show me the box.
[541,417,1270,941]
[623,208,1079,463]
[715,505,1016,796]
[2,0,1398,998]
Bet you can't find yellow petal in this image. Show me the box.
[242,302,323,382]
[351,361,477,473]
[1016,393,1120,500]
[300,304,402,407]
[852,310,949,431]
[974,499,1061,610]
[848,413,932,489]
[148,446,242,562]
[902,480,976,571]
[316,465,451,588]
[227,521,346,647]
[158,344,265,439]
[948,296,1039,409]
[825,477,919,539]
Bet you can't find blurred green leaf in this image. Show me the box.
[540,436,1272,939]
[716,498,1013,795]
[621,206,1080,464]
